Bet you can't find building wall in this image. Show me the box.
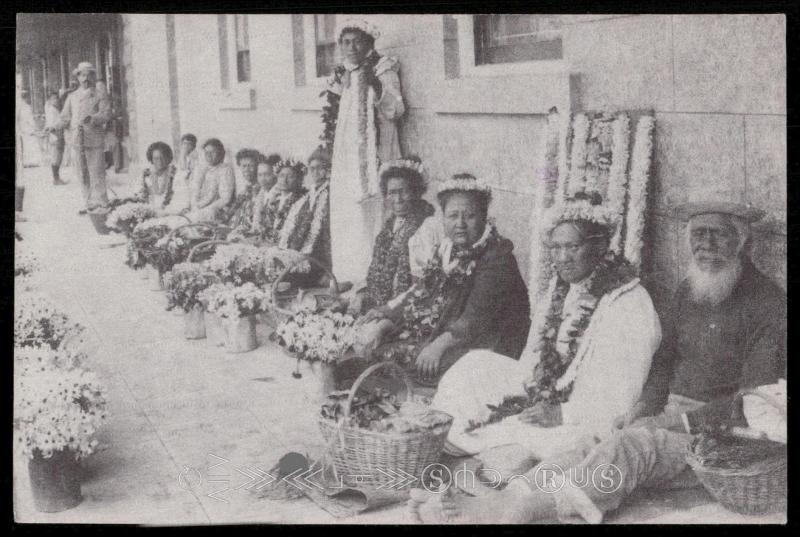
[122,14,786,307]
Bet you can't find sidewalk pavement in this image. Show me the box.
[13,165,785,525]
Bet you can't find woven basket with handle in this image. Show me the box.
[685,389,786,515]
[267,252,340,327]
[318,361,453,489]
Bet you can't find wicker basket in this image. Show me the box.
[685,389,786,515]
[267,252,340,326]
[318,362,453,489]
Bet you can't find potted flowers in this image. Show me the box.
[14,346,107,512]
[126,219,175,273]
[15,249,38,292]
[164,263,219,339]
[15,294,86,351]
[200,282,269,353]
[274,309,357,401]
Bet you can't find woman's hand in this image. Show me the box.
[355,305,388,327]
[518,402,562,428]
[415,342,444,380]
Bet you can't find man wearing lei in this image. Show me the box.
[428,192,662,456]
[325,18,406,286]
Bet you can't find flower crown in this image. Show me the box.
[542,192,616,235]
[437,176,493,201]
[379,159,426,180]
[274,158,307,175]
[337,18,381,41]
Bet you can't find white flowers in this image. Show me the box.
[163,263,219,313]
[14,355,107,461]
[106,202,156,233]
[200,282,270,320]
[275,309,357,364]
[202,244,296,286]
[14,294,86,351]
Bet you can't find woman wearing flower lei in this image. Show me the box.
[277,147,333,285]
[221,148,263,231]
[257,158,308,244]
[325,18,406,286]
[135,141,176,214]
[347,174,531,387]
[431,192,662,458]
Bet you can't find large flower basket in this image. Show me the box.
[223,315,258,353]
[205,312,225,347]
[685,390,786,515]
[183,305,206,340]
[28,449,83,513]
[267,253,340,327]
[318,362,453,489]
[15,185,25,212]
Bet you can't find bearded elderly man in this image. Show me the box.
[408,201,786,524]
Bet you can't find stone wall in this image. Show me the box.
[122,14,786,307]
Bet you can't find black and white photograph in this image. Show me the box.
[13,11,787,525]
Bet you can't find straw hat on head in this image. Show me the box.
[675,201,765,223]
[72,62,96,76]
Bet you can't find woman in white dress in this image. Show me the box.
[184,138,235,223]
[432,194,662,461]
[326,18,405,285]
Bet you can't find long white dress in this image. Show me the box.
[329,52,405,284]
[431,279,661,460]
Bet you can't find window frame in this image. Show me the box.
[455,15,568,78]
[215,14,255,110]
[301,14,339,87]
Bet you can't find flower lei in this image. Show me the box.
[623,114,655,271]
[364,200,435,309]
[260,189,307,244]
[222,182,259,229]
[466,253,636,432]
[139,165,176,209]
[319,67,346,153]
[279,181,330,260]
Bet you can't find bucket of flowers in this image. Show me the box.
[164,263,221,339]
[273,308,358,401]
[105,202,157,239]
[14,346,107,513]
[318,362,453,489]
[126,217,182,273]
[14,294,87,352]
[200,282,270,353]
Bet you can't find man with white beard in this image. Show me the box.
[407,201,786,524]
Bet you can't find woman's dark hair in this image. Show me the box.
[236,148,261,166]
[146,141,174,165]
[437,173,491,222]
[263,153,282,166]
[379,155,426,198]
[180,133,197,147]
[338,27,376,51]
[201,138,226,160]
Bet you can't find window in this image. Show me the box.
[314,15,337,78]
[473,15,563,65]
[234,15,251,83]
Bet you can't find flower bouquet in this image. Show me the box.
[274,308,357,375]
[203,244,281,286]
[15,344,87,376]
[200,282,270,353]
[14,294,86,351]
[164,263,220,339]
[14,355,107,512]
[105,202,157,238]
[126,219,176,271]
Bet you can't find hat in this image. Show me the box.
[72,62,96,76]
[336,18,381,41]
[675,201,765,223]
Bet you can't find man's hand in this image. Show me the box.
[612,401,649,430]
[518,402,562,428]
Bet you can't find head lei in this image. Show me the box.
[379,158,426,180]
[542,192,616,237]
[437,175,493,204]
[274,158,307,176]
[336,18,381,41]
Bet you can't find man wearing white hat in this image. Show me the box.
[59,61,112,213]
[326,18,406,285]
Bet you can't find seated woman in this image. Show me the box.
[184,137,235,223]
[223,148,263,231]
[170,133,199,214]
[277,147,332,286]
[430,193,662,459]
[351,174,531,387]
[256,158,308,244]
[348,156,436,313]
[135,141,176,214]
